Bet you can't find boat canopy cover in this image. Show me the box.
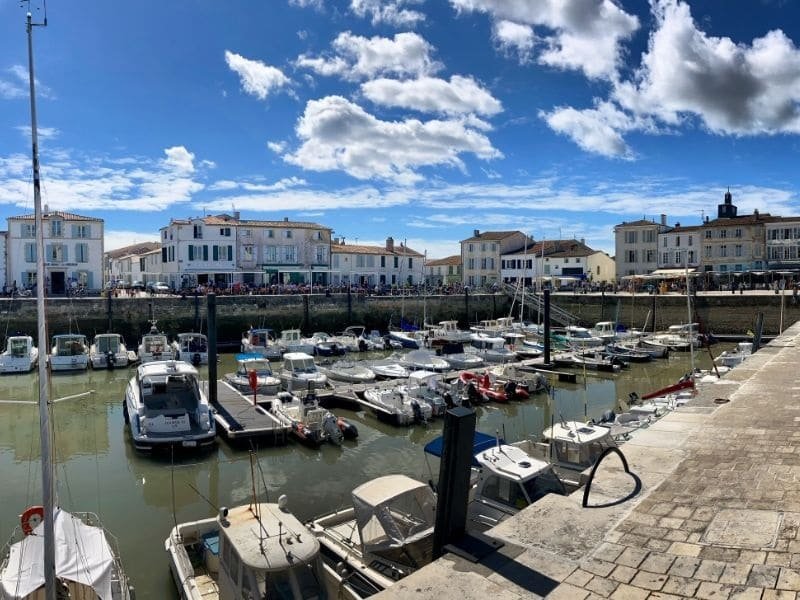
[352,475,435,555]
[0,509,114,600]
[424,431,505,467]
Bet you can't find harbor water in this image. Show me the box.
[0,348,721,598]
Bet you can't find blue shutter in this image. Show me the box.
[227,245,233,261]
[188,246,194,260]
[203,246,208,261]
[213,246,219,261]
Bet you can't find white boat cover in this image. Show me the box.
[0,509,114,600]
[352,475,435,555]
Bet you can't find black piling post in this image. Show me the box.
[651,294,657,333]
[543,289,551,366]
[303,294,310,332]
[347,287,352,323]
[433,406,476,559]
[207,293,217,405]
[194,290,200,333]
[464,287,470,325]
[106,288,113,333]
[600,289,605,321]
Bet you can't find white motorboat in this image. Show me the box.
[561,325,604,348]
[401,370,449,417]
[309,332,348,356]
[365,329,388,350]
[49,333,89,372]
[644,323,701,351]
[424,433,570,532]
[240,327,282,359]
[427,320,472,343]
[399,349,450,372]
[166,499,332,600]
[308,475,436,594]
[138,324,176,363]
[367,358,410,380]
[486,364,548,394]
[437,341,484,370]
[362,384,432,426]
[279,352,328,391]
[470,333,517,363]
[387,329,420,349]
[0,15,134,596]
[123,360,216,451]
[278,328,315,355]
[270,390,357,445]
[338,325,373,352]
[590,321,643,344]
[89,333,133,369]
[0,335,38,373]
[535,421,618,487]
[171,332,209,365]
[715,342,753,368]
[223,354,281,395]
[318,360,376,383]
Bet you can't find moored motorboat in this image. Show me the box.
[309,332,347,357]
[308,475,436,594]
[362,385,431,425]
[714,342,753,368]
[166,498,332,600]
[138,324,175,363]
[367,357,410,379]
[269,390,350,446]
[399,349,449,372]
[0,335,38,373]
[437,341,485,370]
[470,333,517,363]
[123,360,215,451]
[89,332,132,369]
[278,352,328,391]
[318,360,376,383]
[458,371,529,403]
[171,332,209,366]
[278,328,315,355]
[49,333,89,372]
[223,353,281,395]
[240,327,282,360]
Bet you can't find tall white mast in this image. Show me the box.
[26,7,57,600]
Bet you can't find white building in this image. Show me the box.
[159,214,332,289]
[656,224,701,272]
[330,237,424,288]
[0,231,6,292]
[614,216,672,279]
[766,216,800,271]
[500,242,538,286]
[7,209,103,294]
[461,230,528,288]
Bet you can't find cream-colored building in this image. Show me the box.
[614,216,671,279]
[461,230,527,288]
[331,237,424,288]
[425,255,462,287]
[699,192,768,275]
[106,241,161,287]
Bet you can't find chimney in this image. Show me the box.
[386,237,394,252]
[754,209,760,219]
[580,238,585,245]
[233,211,240,221]
[660,214,667,226]
[284,217,289,222]
[473,229,480,237]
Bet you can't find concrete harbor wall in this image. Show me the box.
[0,290,793,343]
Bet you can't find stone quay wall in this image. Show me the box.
[0,291,792,346]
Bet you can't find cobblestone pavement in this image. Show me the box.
[379,323,800,600]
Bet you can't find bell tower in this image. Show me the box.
[717,188,738,219]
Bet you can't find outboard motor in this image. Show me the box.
[322,412,344,445]
[411,399,424,423]
[339,418,358,440]
[358,338,368,352]
[467,382,482,404]
[192,352,202,367]
[599,409,616,424]
[504,380,517,399]
[106,351,116,370]
[443,391,454,409]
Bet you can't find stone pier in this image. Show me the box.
[378,321,800,599]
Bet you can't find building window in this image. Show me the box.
[48,244,65,262]
[163,230,168,240]
[720,230,727,239]
[315,245,327,264]
[688,236,693,246]
[491,243,496,251]
[21,223,36,238]
[284,230,293,239]
[267,229,274,238]
[316,231,323,240]
[688,250,695,263]
[193,225,202,239]
[243,245,254,261]
[625,231,638,244]
[76,243,89,263]
[265,246,277,262]
[282,245,297,263]
[643,230,655,243]
[626,250,636,263]
[705,230,712,239]
[380,256,386,268]
[241,228,251,238]
[73,224,91,239]
[468,243,474,252]
[220,227,231,237]
[662,237,667,247]
[646,249,656,262]
[735,244,743,257]
[468,258,475,269]
[675,236,680,247]
[720,245,727,257]
[393,256,399,269]
[24,242,36,263]
[50,220,63,237]
[408,257,413,269]
[704,245,712,258]
[356,255,365,268]
[734,228,743,238]
[662,252,669,264]
[674,251,681,264]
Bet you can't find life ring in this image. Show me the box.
[21,505,44,536]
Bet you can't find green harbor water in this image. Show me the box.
[0,348,722,598]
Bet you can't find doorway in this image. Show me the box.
[51,271,65,295]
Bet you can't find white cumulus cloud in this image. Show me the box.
[492,20,535,63]
[295,32,441,81]
[450,0,639,79]
[284,95,501,184]
[350,0,426,27]
[361,75,502,116]
[225,50,291,100]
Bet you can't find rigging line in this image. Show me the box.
[186,483,219,512]
[170,445,179,534]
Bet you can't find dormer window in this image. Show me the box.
[51,220,63,237]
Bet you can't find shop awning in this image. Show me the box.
[650,268,697,276]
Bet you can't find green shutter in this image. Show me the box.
[188,246,194,260]
[213,246,219,261]
[203,245,208,261]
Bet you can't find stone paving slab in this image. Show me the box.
[375,323,800,599]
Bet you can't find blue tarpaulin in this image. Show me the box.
[423,431,504,467]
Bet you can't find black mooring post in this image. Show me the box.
[303,294,310,332]
[464,287,470,325]
[543,289,551,366]
[194,291,200,333]
[432,406,476,559]
[207,293,217,405]
[347,287,352,323]
[106,288,113,333]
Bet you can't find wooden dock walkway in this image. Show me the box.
[207,380,290,445]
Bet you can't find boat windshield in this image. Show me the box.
[290,358,316,373]
[96,336,120,353]
[258,561,326,599]
[522,470,567,503]
[241,360,271,375]
[552,437,616,470]
[10,339,28,357]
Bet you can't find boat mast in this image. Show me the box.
[26,5,57,600]
[685,249,694,374]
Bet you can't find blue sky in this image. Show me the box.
[1,0,800,258]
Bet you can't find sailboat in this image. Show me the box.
[0,9,133,600]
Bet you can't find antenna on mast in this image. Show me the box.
[21,0,47,26]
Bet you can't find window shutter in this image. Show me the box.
[213,246,219,261]
[188,246,194,261]
[203,246,208,261]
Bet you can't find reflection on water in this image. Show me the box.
[0,349,722,598]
